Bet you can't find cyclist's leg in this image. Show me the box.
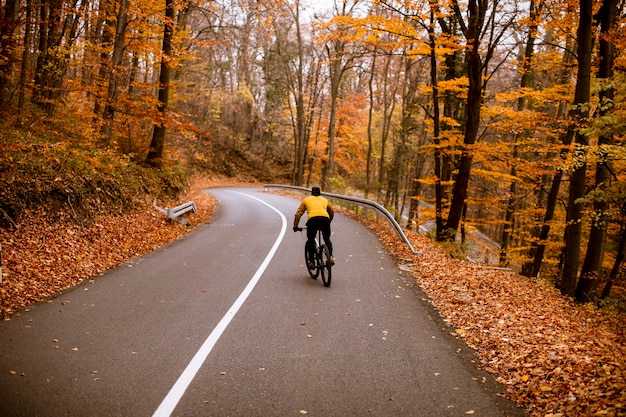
[320,218,333,256]
[305,219,318,261]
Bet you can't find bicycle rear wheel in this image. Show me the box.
[320,245,332,287]
[305,243,319,279]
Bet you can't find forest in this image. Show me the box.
[0,0,625,305]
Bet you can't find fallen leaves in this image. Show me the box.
[0,179,218,318]
[357,214,626,417]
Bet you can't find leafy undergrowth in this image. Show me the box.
[0,137,189,229]
[356,214,626,417]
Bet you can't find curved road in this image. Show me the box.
[0,188,523,416]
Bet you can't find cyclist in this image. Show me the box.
[293,187,334,268]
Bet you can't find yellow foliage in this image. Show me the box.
[335,92,369,176]
[494,86,572,107]
[438,77,468,97]
[472,168,520,184]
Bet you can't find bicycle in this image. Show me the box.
[295,227,332,287]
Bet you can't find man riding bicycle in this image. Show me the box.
[293,187,334,268]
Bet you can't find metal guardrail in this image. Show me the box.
[264,184,421,256]
[154,200,197,226]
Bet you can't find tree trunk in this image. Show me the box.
[101,0,129,147]
[321,39,345,190]
[16,0,34,126]
[428,8,445,241]
[560,0,593,297]
[92,0,116,127]
[387,52,417,215]
[293,2,307,186]
[501,0,540,264]
[407,152,425,231]
[445,0,485,239]
[32,2,52,111]
[521,34,576,278]
[576,0,617,303]
[435,15,462,240]
[601,212,626,299]
[377,54,396,196]
[445,47,482,237]
[146,0,175,166]
[365,54,376,199]
[524,167,565,278]
[500,151,518,265]
[0,0,20,108]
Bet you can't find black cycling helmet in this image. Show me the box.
[311,186,321,196]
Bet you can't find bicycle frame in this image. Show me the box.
[298,227,332,287]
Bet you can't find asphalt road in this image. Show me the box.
[0,188,524,417]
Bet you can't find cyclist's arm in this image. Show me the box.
[294,202,306,228]
[327,203,334,221]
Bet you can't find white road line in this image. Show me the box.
[152,191,287,417]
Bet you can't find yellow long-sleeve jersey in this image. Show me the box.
[295,196,333,220]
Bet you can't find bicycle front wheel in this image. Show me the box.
[305,243,319,279]
[320,245,332,287]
